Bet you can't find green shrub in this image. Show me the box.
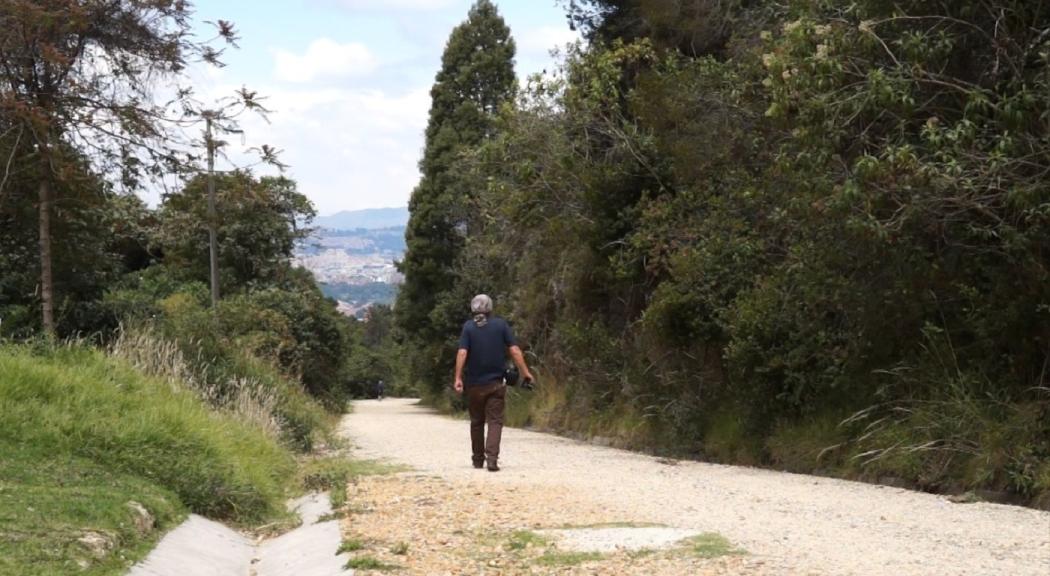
[765,412,852,474]
[702,408,762,466]
[0,346,295,523]
[243,285,352,408]
[220,350,331,451]
[504,387,535,428]
[0,304,35,340]
[103,267,209,324]
[277,389,331,451]
[107,265,355,415]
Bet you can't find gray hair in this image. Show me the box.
[471,294,493,326]
[471,294,493,314]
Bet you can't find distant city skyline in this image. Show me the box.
[162,0,578,216]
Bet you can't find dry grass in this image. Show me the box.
[111,326,282,438]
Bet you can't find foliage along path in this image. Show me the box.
[339,399,1050,575]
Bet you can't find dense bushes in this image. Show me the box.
[0,177,153,340]
[105,264,349,448]
[156,173,315,290]
[399,0,1050,503]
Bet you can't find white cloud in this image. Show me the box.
[273,38,378,83]
[172,38,432,214]
[211,84,431,213]
[513,25,580,79]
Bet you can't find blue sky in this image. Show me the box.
[179,0,578,215]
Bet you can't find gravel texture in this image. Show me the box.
[341,473,769,575]
[341,399,1050,576]
[540,527,703,553]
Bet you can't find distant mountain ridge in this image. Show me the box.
[314,207,408,231]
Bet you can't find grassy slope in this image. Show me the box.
[0,449,183,576]
[0,346,297,575]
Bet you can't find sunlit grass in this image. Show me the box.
[506,530,551,551]
[344,555,399,571]
[535,550,604,566]
[682,533,746,558]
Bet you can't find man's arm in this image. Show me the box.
[508,345,533,382]
[454,349,468,394]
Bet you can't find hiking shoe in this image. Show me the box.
[473,461,484,469]
[487,462,500,472]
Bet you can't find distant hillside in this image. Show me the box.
[314,207,409,231]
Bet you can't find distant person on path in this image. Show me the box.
[376,379,385,401]
[454,294,533,472]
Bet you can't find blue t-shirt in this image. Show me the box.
[458,317,516,386]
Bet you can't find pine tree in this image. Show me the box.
[396,0,516,396]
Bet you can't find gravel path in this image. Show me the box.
[342,473,764,574]
[341,399,1050,576]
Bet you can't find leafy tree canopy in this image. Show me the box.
[157,172,315,292]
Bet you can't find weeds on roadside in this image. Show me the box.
[506,530,550,551]
[337,539,365,554]
[535,550,603,567]
[682,533,745,558]
[316,510,347,523]
[844,363,1050,498]
[505,530,603,568]
[297,456,407,510]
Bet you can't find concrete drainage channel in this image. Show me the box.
[127,493,350,576]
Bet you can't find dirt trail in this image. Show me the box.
[340,399,1050,576]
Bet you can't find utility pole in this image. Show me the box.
[205,112,220,308]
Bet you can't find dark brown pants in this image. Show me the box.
[467,381,506,466]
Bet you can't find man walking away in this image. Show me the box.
[454,294,533,472]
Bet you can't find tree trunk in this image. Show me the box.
[206,115,220,307]
[38,176,55,336]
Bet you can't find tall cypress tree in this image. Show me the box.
[396,0,516,396]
